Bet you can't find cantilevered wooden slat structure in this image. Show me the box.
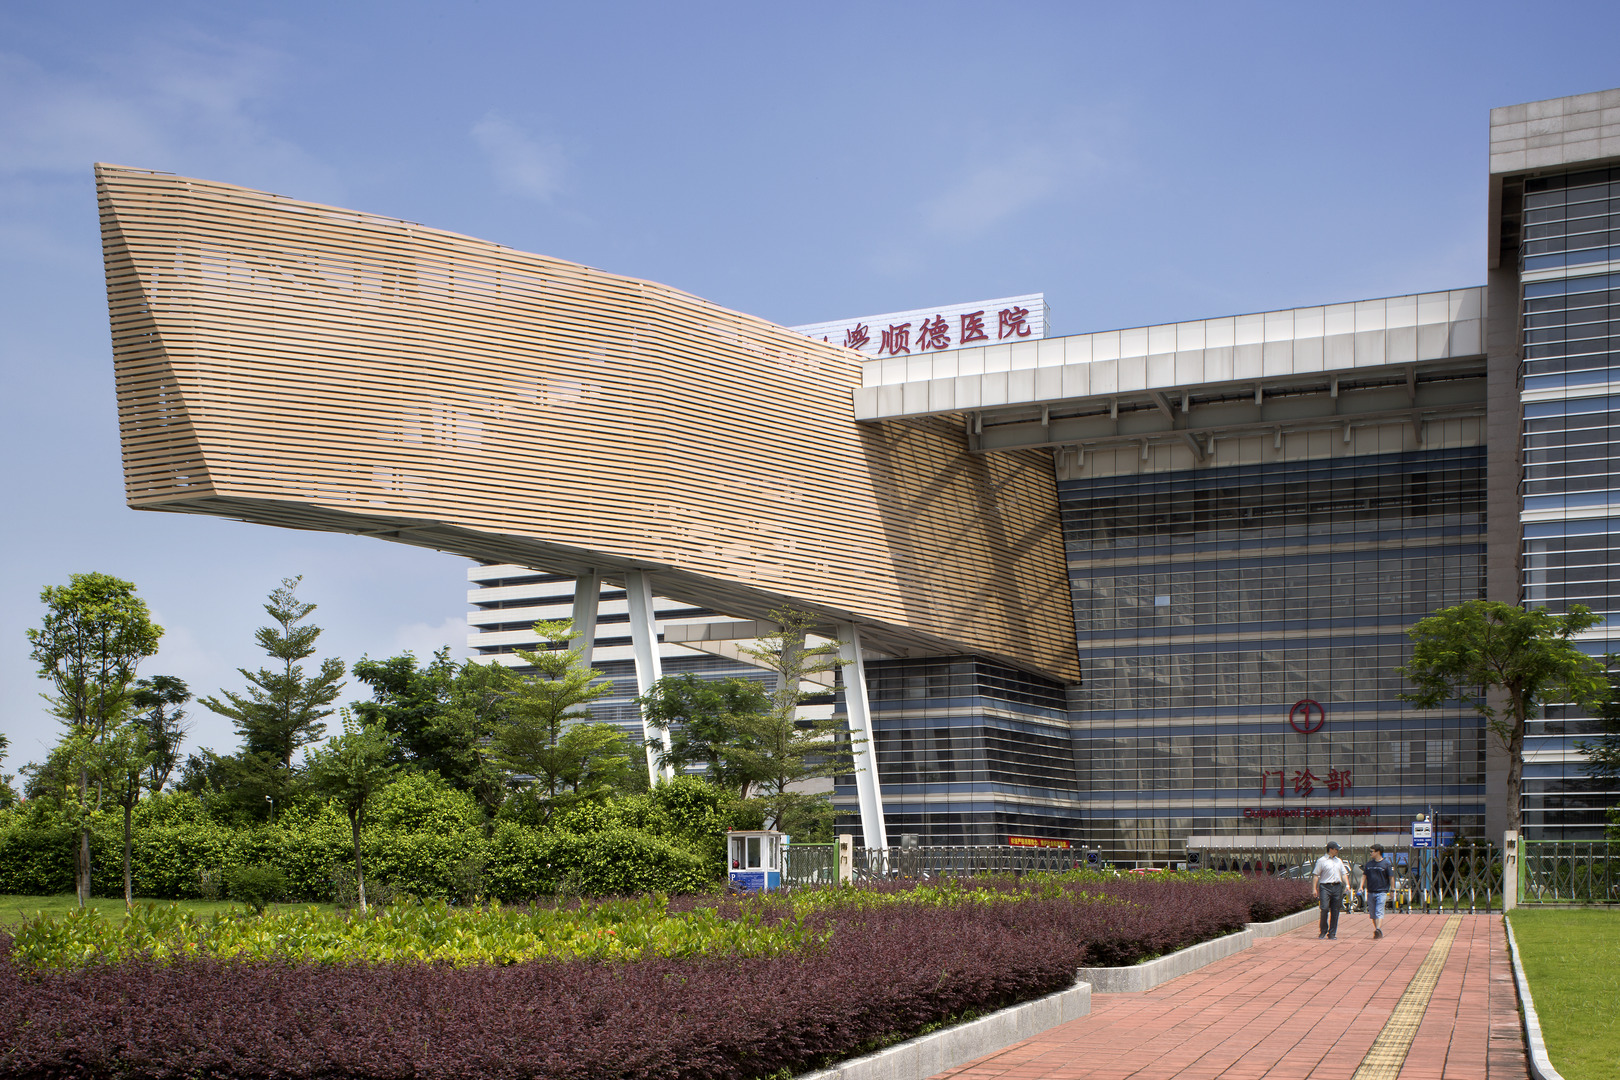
[96,164,1079,683]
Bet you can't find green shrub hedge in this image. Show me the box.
[0,776,732,901]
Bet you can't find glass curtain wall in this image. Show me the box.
[833,657,1080,846]
[1518,166,1620,839]
[1061,450,1488,862]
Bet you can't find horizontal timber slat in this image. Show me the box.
[96,163,1079,683]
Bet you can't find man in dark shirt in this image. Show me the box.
[1362,843,1394,939]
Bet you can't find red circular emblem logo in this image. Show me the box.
[1289,699,1325,734]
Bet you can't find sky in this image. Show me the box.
[3,0,1620,773]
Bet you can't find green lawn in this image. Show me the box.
[0,894,335,928]
[1509,909,1620,1080]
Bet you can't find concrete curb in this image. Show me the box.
[797,981,1091,1080]
[1504,916,1567,1080]
[1077,906,1315,992]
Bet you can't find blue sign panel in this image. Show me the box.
[730,869,767,892]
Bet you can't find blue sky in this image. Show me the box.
[3,1,1619,770]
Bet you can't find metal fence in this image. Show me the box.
[857,844,1086,881]
[785,839,1619,906]
[782,843,1085,886]
[1520,841,1620,904]
[782,844,837,887]
[1188,842,1504,913]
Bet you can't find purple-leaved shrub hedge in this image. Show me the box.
[0,876,1312,1080]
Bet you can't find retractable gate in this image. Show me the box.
[1188,843,1503,913]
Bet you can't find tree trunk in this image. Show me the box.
[77,827,92,908]
[76,764,90,909]
[1508,710,1525,836]
[123,804,134,910]
[351,811,367,914]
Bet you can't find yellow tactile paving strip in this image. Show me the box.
[1350,914,1464,1079]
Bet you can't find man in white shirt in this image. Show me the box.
[1312,840,1351,940]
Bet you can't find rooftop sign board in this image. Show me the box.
[791,294,1049,359]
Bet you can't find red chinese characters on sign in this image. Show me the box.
[998,305,1032,339]
[881,322,912,356]
[960,310,989,344]
[918,315,951,351]
[1259,766,1354,799]
[844,323,871,351]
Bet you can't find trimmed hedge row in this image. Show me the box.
[0,777,737,901]
[0,821,712,901]
[0,878,1314,1080]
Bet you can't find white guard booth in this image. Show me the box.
[727,829,786,893]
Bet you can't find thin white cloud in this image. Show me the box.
[913,108,1128,245]
[0,31,335,197]
[470,112,566,201]
[921,147,1065,237]
[390,615,471,662]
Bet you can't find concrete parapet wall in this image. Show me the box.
[798,981,1091,1080]
[1079,906,1317,992]
[1248,907,1320,938]
[802,906,1316,1078]
[1079,929,1255,992]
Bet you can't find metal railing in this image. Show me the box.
[857,844,1086,881]
[785,840,1522,911]
[1520,841,1620,904]
[782,844,837,887]
[1188,842,1504,913]
[782,843,1085,886]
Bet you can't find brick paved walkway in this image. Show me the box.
[934,914,1527,1080]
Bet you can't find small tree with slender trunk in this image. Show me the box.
[202,576,345,816]
[1399,600,1608,837]
[733,608,856,834]
[487,621,622,824]
[305,712,397,913]
[27,573,162,907]
[102,720,156,909]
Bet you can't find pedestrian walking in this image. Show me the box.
[1362,843,1393,938]
[1312,840,1351,939]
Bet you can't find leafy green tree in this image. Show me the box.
[1575,664,1620,834]
[304,711,398,912]
[0,733,16,809]
[351,649,517,823]
[351,649,458,768]
[201,576,345,816]
[487,621,626,824]
[446,659,524,819]
[731,608,855,832]
[129,675,191,793]
[640,673,772,796]
[27,572,163,906]
[1399,600,1607,836]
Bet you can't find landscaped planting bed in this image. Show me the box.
[0,873,1312,1080]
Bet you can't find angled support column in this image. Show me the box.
[624,570,675,785]
[836,622,888,850]
[569,569,601,668]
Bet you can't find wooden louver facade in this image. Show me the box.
[95,164,1080,683]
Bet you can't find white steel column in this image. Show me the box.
[569,570,601,667]
[836,622,888,850]
[624,570,674,785]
